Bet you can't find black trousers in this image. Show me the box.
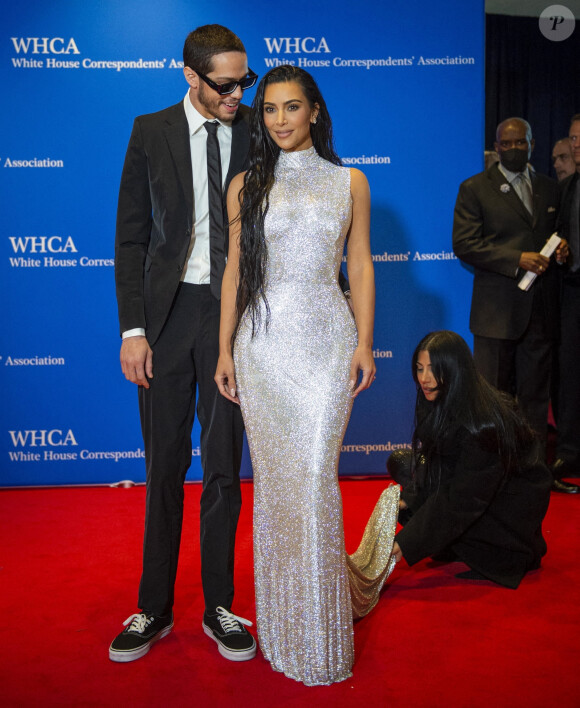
[137,284,244,616]
[556,280,580,466]
[473,294,553,455]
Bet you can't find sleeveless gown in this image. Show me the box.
[234,146,399,686]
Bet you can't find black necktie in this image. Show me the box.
[204,121,225,299]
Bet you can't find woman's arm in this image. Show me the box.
[214,172,245,404]
[347,168,376,398]
[395,433,504,565]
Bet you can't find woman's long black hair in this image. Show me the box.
[411,330,536,476]
[234,65,341,336]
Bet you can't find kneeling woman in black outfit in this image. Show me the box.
[389,330,551,589]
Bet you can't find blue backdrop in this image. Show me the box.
[1,0,484,486]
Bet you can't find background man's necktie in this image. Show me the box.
[513,172,533,215]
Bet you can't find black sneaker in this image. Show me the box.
[109,612,174,663]
[202,606,256,661]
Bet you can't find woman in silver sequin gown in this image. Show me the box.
[215,67,399,686]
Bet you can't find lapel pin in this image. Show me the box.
[500,183,510,193]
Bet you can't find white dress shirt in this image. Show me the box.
[182,92,232,285]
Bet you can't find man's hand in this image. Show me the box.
[555,238,569,265]
[519,251,549,275]
[120,336,153,388]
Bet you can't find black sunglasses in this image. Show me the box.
[194,68,258,96]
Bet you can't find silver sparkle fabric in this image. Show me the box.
[234,147,399,686]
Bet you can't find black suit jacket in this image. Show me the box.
[452,163,559,340]
[396,427,551,588]
[557,170,578,234]
[115,101,250,345]
[557,171,580,278]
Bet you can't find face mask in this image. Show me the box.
[499,148,529,173]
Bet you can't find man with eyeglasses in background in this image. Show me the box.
[453,118,572,491]
[111,24,258,663]
[552,137,576,182]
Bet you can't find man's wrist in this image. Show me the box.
[122,328,146,339]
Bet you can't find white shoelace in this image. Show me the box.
[215,606,253,633]
[122,613,152,634]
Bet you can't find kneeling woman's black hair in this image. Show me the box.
[411,330,536,476]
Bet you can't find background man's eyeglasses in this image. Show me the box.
[195,69,258,96]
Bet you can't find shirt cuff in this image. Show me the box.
[122,328,146,339]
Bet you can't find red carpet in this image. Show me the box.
[1,480,579,707]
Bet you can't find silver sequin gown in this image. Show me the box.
[234,147,399,686]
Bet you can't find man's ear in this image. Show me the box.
[184,67,199,89]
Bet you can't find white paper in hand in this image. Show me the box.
[518,233,562,291]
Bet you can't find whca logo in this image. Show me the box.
[10,37,80,54]
[264,37,330,54]
[9,429,78,447]
[9,236,78,253]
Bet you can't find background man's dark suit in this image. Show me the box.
[452,162,559,441]
[554,170,580,473]
[115,101,249,617]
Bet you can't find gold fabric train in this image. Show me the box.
[347,484,400,619]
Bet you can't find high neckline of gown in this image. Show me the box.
[277,145,318,169]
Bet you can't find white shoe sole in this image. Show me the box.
[109,622,174,663]
[202,622,257,661]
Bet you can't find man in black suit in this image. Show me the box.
[110,25,258,663]
[452,118,571,485]
[551,114,580,491]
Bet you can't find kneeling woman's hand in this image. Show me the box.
[391,541,403,563]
